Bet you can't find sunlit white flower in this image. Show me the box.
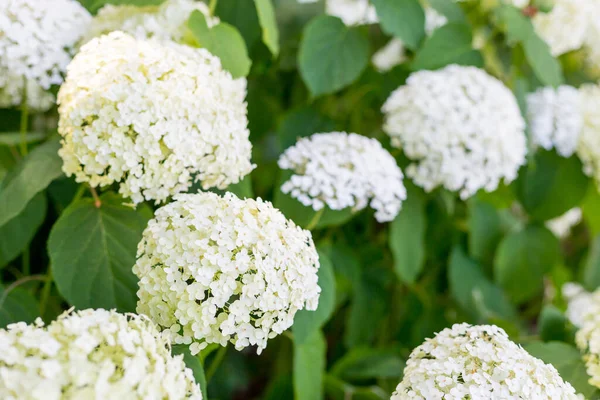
[382,65,527,199]
[133,192,321,355]
[575,288,600,388]
[546,207,582,238]
[0,0,91,110]
[325,0,377,26]
[576,84,600,191]
[278,132,406,222]
[526,86,582,157]
[392,323,579,399]
[58,32,253,204]
[83,0,218,44]
[0,309,201,400]
[563,282,594,327]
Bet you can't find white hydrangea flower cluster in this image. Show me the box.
[575,288,600,388]
[382,65,527,199]
[325,0,378,26]
[563,282,594,327]
[526,86,582,157]
[392,323,579,399]
[0,309,201,400]
[133,192,321,355]
[546,207,582,239]
[0,0,91,110]
[278,132,407,223]
[576,84,600,191]
[58,32,254,204]
[83,0,218,44]
[532,0,597,56]
[372,7,447,72]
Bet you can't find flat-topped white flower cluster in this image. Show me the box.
[575,288,600,389]
[0,309,202,400]
[133,192,321,355]
[278,132,406,222]
[58,32,254,204]
[392,323,579,399]
[382,65,527,199]
[575,84,600,189]
[83,0,218,44]
[0,0,90,110]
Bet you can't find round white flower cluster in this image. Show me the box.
[324,0,378,26]
[133,192,321,355]
[58,32,254,204]
[575,288,600,388]
[278,132,406,222]
[546,207,582,239]
[532,0,598,57]
[526,86,582,157]
[83,0,218,44]
[382,65,527,199]
[0,309,201,400]
[576,84,600,191]
[563,282,594,327]
[392,323,579,399]
[0,0,91,110]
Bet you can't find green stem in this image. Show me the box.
[306,208,325,231]
[19,80,29,156]
[22,245,30,275]
[209,0,218,15]
[39,265,53,317]
[72,184,87,204]
[205,345,227,383]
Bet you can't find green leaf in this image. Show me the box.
[298,16,369,97]
[495,5,563,86]
[582,234,600,291]
[215,0,261,50]
[371,0,425,50]
[389,185,425,284]
[277,107,335,152]
[494,224,560,304]
[515,151,588,221]
[412,23,484,71]
[188,11,252,78]
[468,198,503,264]
[0,285,39,328]
[49,193,151,312]
[255,0,280,56]
[330,348,404,381]
[582,185,600,236]
[87,0,164,13]
[448,247,516,321]
[0,193,46,268]
[172,344,207,400]
[294,330,326,400]
[293,250,336,344]
[537,304,575,343]
[526,341,597,398]
[0,132,46,146]
[0,140,63,228]
[428,0,467,23]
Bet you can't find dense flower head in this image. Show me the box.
[382,65,527,199]
[58,32,254,204]
[576,84,600,191]
[392,323,579,399]
[133,192,321,355]
[563,282,594,327]
[575,288,600,388]
[278,132,406,222]
[0,309,201,400]
[526,86,582,157]
[0,0,91,110]
[83,0,218,44]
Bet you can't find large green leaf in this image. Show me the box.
[255,0,280,55]
[294,330,326,400]
[468,198,503,264]
[188,11,252,78]
[389,185,425,284]
[216,0,261,50]
[371,0,425,50]
[412,23,483,71]
[298,16,369,97]
[0,132,46,146]
[0,193,46,268]
[428,0,466,23]
[0,284,39,328]
[448,247,516,321]
[330,347,404,381]
[494,224,560,304]
[172,344,207,399]
[0,140,62,228]
[537,304,575,343]
[526,341,597,398]
[277,107,335,152]
[293,250,335,344]
[515,151,588,221]
[49,193,151,312]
